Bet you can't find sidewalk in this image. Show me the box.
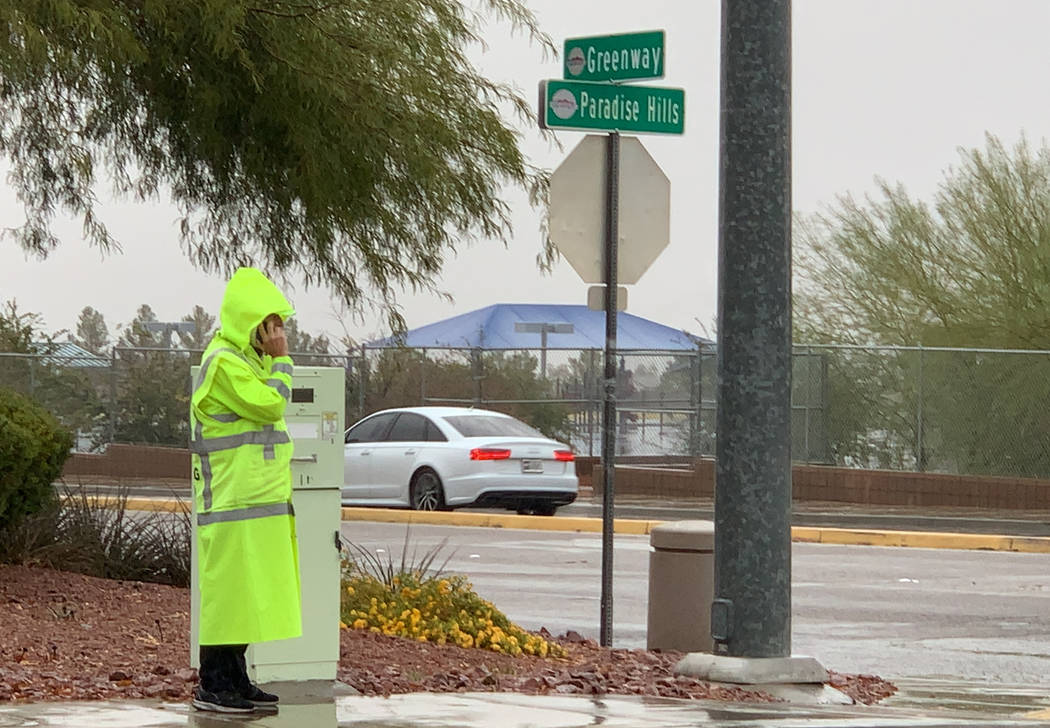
[4,688,1050,727]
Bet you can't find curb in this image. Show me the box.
[339,507,662,535]
[790,526,1050,554]
[114,497,1050,553]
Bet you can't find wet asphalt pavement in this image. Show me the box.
[5,689,1050,727]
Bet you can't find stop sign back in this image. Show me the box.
[549,135,670,284]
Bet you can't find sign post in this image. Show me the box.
[541,30,683,648]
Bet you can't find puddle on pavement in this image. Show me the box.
[887,678,1050,717]
[6,688,1050,727]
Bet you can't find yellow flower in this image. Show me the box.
[339,620,348,629]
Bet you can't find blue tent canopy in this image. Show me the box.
[369,304,706,350]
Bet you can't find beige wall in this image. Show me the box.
[63,444,189,485]
[585,457,1050,510]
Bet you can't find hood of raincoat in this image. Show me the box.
[217,268,296,350]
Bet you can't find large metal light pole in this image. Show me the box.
[711,0,793,658]
[677,0,826,685]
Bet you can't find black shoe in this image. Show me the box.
[243,684,279,706]
[192,688,255,713]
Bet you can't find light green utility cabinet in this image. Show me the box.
[190,366,345,683]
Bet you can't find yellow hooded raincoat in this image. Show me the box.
[191,268,301,645]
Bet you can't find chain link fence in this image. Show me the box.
[5,343,1050,478]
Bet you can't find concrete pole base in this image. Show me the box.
[674,654,852,704]
[674,653,827,684]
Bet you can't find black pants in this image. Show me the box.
[199,644,250,694]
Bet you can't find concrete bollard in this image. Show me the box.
[647,520,714,653]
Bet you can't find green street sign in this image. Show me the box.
[539,80,685,135]
[563,30,665,83]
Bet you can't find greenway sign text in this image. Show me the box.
[563,31,665,83]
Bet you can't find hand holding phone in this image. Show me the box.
[256,315,288,358]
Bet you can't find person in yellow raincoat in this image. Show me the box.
[189,268,300,713]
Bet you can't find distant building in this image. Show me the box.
[368,303,709,350]
[30,341,109,368]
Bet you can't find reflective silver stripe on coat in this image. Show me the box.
[192,348,240,510]
[268,379,291,402]
[271,362,293,376]
[194,347,241,392]
[194,421,214,510]
[197,501,295,527]
[189,426,291,455]
[262,424,276,460]
[209,412,240,423]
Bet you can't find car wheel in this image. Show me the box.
[410,470,445,511]
[532,503,558,517]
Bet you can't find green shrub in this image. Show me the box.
[0,484,192,587]
[0,387,73,529]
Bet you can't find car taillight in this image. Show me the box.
[470,448,511,461]
[554,450,575,462]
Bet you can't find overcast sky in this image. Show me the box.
[2,0,1048,345]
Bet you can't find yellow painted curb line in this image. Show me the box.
[339,507,662,535]
[104,497,1050,552]
[62,495,190,514]
[341,508,1050,552]
[791,526,1050,553]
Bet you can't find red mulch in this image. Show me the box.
[0,566,895,705]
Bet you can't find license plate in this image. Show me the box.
[521,459,544,474]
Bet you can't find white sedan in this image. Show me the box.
[341,406,578,515]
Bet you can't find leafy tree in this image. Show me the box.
[1,1,555,331]
[279,318,335,369]
[0,300,41,353]
[479,351,573,443]
[0,302,102,442]
[794,134,1050,476]
[796,134,1050,348]
[178,305,215,351]
[0,301,45,397]
[113,305,188,446]
[71,306,110,355]
[285,319,331,356]
[117,305,163,349]
[359,348,571,442]
[112,349,191,447]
